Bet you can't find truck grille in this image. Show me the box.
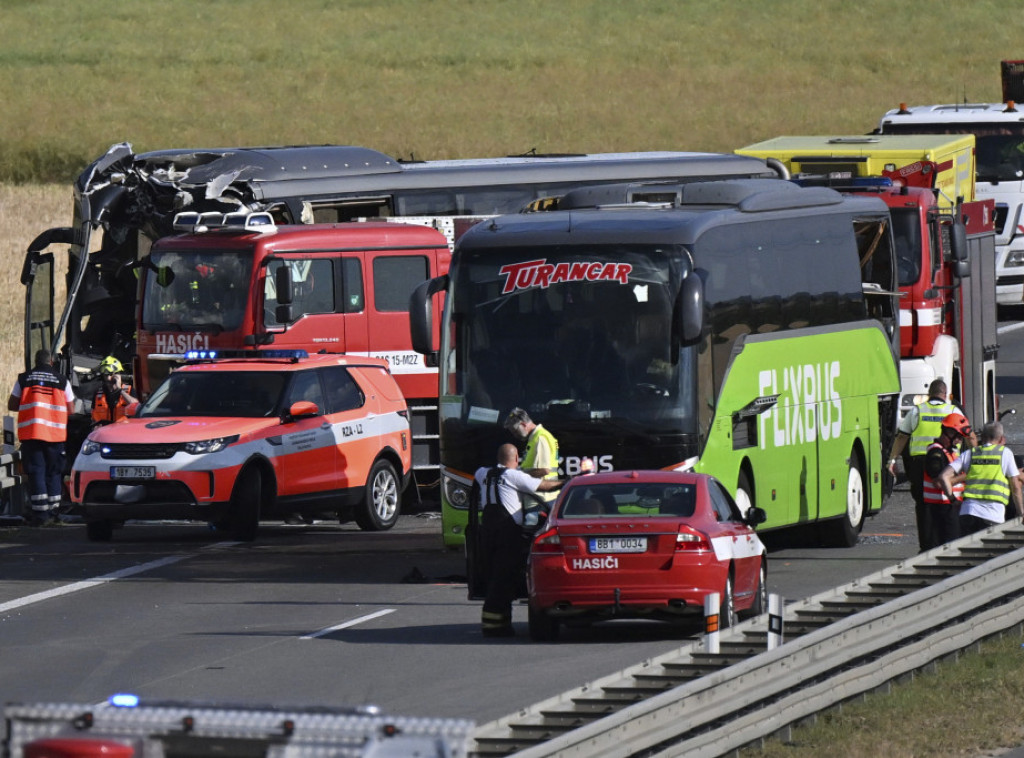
[100,443,181,460]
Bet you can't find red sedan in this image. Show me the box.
[527,470,767,641]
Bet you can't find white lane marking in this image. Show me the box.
[300,609,396,640]
[998,321,1024,335]
[0,555,188,614]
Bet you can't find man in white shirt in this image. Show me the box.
[475,443,565,637]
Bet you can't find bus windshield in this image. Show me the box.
[141,250,253,332]
[443,244,697,436]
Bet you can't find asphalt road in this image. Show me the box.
[0,320,1021,729]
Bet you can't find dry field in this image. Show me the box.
[0,184,65,403]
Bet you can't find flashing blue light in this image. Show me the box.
[109,693,140,708]
[181,349,308,362]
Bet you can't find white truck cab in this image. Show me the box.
[879,101,1024,307]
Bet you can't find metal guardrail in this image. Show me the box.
[472,522,1024,757]
[1,418,23,520]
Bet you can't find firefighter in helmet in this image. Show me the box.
[91,356,137,427]
[921,412,973,548]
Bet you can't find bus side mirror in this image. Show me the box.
[679,273,704,345]
[410,275,449,356]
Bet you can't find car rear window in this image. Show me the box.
[559,483,696,518]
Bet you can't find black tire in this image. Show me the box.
[823,454,865,548]
[355,459,400,531]
[736,468,754,519]
[720,574,737,629]
[742,561,768,619]
[528,604,560,642]
[229,467,261,542]
[86,519,113,542]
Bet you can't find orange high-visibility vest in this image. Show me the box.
[16,368,70,443]
[92,384,133,425]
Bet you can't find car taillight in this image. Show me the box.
[532,528,562,553]
[675,525,710,551]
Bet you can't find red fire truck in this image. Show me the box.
[133,213,449,493]
[737,136,998,428]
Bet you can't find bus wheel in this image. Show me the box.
[86,519,113,542]
[229,467,261,542]
[356,459,400,531]
[735,469,754,518]
[825,456,865,547]
[528,604,560,641]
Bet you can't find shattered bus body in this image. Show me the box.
[22,142,782,466]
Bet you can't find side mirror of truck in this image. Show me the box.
[678,272,704,346]
[949,218,971,278]
[410,275,449,356]
[275,265,294,306]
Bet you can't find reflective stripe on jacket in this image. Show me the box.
[17,368,69,443]
[964,444,1010,504]
[922,441,963,505]
[909,400,957,456]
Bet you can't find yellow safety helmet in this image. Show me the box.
[99,356,123,375]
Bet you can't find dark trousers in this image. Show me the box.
[930,502,960,547]
[480,503,524,630]
[21,439,65,513]
[906,455,933,551]
[960,513,999,537]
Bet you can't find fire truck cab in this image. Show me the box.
[134,214,449,487]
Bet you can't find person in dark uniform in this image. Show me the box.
[475,443,565,637]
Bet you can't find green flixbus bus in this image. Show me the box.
[411,178,902,547]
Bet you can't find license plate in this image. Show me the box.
[590,536,647,553]
[110,466,155,480]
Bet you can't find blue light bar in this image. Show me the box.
[182,349,309,361]
[109,693,140,708]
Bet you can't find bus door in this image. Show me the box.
[22,229,63,371]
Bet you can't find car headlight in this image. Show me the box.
[80,439,101,455]
[183,435,239,454]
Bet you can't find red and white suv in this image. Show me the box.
[70,351,411,541]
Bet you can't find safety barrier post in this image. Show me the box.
[767,593,784,650]
[704,593,720,654]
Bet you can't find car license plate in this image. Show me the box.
[110,466,155,480]
[590,536,647,553]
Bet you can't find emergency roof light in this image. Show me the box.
[172,211,277,234]
[182,349,309,362]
